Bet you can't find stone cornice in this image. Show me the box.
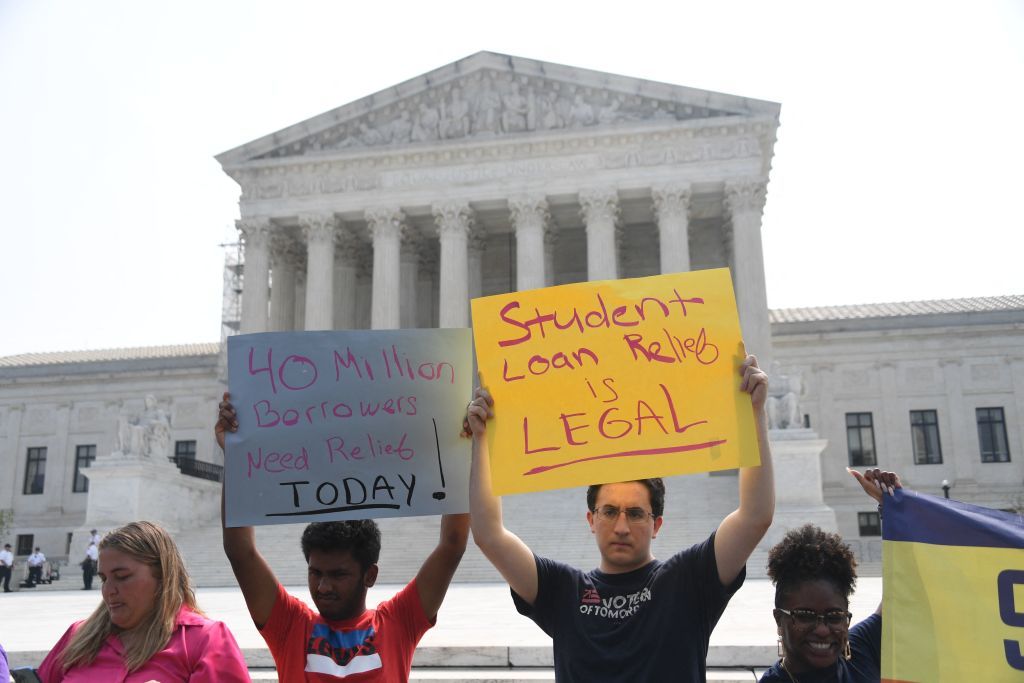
[226,116,778,204]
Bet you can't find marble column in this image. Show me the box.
[509,196,549,291]
[332,230,359,330]
[300,213,337,331]
[417,248,438,329]
[467,224,487,302]
[237,217,272,334]
[544,224,559,287]
[2,405,24,504]
[579,189,619,281]
[433,201,473,328]
[293,263,306,331]
[652,184,692,274]
[400,231,421,329]
[355,243,373,329]
[940,359,976,487]
[724,179,772,365]
[269,234,298,332]
[366,207,404,330]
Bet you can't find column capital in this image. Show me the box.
[651,183,692,222]
[298,213,338,244]
[432,201,474,237]
[334,228,362,266]
[723,179,767,216]
[270,234,302,269]
[508,195,550,226]
[401,228,424,259]
[355,242,374,278]
[468,223,488,254]
[418,245,439,273]
[544,222,560,247]
[236,217,273,245]
[365,207,406,241]
[578,188,620,226]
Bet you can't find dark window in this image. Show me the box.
[175,440,197,461]
[858,511,881,536]
[23,447,46,494]
[16,535,33,556]
[977,407,1010,463]
[846,413,876,466]
[910,410,942,464]
[72,444,96,493]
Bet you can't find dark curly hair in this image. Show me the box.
[767,524,857,607]
[301,520,381,571]
[586,478,666,517]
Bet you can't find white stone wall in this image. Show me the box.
[772,315,1024,543]
[0,357,224,562]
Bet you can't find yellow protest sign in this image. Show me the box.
[471,268,758,496]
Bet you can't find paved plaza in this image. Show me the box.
[2,577,882,681]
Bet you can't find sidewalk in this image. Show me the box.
[2,577,882,673]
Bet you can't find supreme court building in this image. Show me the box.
[1,53,1021,582]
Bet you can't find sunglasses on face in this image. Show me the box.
[776,607,852,630]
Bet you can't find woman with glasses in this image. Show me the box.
[759,468,901,683]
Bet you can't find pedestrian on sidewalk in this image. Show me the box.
[26,547,45,586]
[81,541,98,590]
[0,543,13,592]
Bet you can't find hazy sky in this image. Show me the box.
[1,0,1021,357]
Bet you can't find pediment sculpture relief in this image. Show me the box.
[260,70,736,159]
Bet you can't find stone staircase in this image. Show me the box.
[179,474,749,587]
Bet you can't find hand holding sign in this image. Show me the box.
[470,268,759,495]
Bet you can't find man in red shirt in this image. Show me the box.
[216,394,470,682]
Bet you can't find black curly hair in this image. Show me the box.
[587,478,666,517]
[301,520,381,571]
[767,524,857,607]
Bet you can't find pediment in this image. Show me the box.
[217,52,780,166]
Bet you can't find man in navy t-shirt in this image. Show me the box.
[465,355,775,682]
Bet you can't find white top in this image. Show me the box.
[85,544,99,561]
[0,549,12,566]
[28,551,46,566]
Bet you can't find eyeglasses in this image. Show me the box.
[592,505,656,525]
[776,608,852,630]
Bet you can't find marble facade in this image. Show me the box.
[216,52,780,367]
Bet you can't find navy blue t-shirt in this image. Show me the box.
[759,612,882,683]
[512,531,744,682]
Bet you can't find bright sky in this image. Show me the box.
[1,0,1021,357]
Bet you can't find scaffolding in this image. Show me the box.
[220,240,243,343]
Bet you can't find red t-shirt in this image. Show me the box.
[260,581,432,682]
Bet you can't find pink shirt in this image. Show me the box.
[38,607,250,682]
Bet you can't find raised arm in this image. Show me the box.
[216,392,279,628]
[413,512,470,621]
[848,467,902,615]
[466,387,540,604]
[714,355,775,585]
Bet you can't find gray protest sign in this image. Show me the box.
[224,329,471,526]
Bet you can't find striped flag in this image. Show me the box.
[882,489,1024,682]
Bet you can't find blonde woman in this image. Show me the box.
[38,521,249,682]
